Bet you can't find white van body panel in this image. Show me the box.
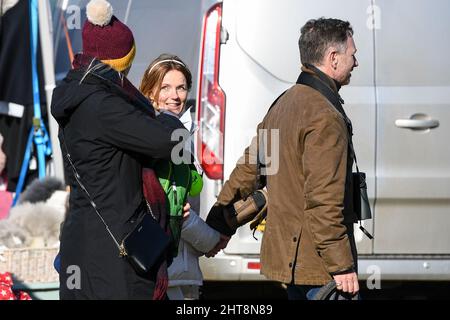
[373,0,450,254]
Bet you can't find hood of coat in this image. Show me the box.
[50,69,102,126]
[51,54,155,126]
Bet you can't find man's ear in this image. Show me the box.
[327,47,339,70]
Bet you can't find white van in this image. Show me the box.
[196,0,450,281]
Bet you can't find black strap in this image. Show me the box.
[296,74,348,125]
[60,129,127,256]
[258,67,361,188]
[298,68,373,237]
[254,69,372,238]
[256,90,287,189]
[296,68,361,174]
[258,69,362,183]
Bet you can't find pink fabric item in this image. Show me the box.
[0,175,12,220]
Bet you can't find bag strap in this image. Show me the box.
[296,65,361,174]
[256,90,287,189]
[297,66,373,237]
[60,129,126,256]
[251,91,287,238]
[258,67,361,187]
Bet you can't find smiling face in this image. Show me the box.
[139,55,192,114]
[153,69,188,115]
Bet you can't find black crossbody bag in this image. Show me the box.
[61,132,170,274]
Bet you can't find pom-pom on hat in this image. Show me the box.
[82,0,135,72]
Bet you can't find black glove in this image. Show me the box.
[206,190,268,237]
[206,204,236,237]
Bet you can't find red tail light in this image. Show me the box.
[247,262,261,270]
[197,3,225,180]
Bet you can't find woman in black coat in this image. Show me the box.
[51,0,183,299]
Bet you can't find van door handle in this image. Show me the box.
[395,119,439,129]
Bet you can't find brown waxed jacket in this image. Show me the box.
[216,67,358,285]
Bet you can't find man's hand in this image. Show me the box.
[333,272,359,295]
[205,234,230,258]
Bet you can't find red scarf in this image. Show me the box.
[142,168,170,300]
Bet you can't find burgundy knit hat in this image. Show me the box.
[82,0,135,72]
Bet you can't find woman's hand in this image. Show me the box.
[205,234,230,258]
[0,136,6,174]
[182,202,191,221]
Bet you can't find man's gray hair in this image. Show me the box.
[299,18,353,65]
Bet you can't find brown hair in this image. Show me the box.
[139,53,192,110]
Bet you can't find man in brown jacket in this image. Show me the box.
[207,18,360,299]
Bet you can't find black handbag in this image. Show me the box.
[62,133,170,275]
[353,172,372,221]
[120,203,170,274]
[352,171,373,239]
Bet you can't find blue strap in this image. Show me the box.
[30,0,41,120]
[29,0,52,179]
[12,0,53,205]
[30,0,52,175]
[12,128,34,206]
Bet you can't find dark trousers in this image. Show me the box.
[287,223,359,300]
[287,285,321,300]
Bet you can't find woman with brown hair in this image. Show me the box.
[140,54,229,300]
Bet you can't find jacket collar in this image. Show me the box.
[300,63,344,104]
[301,63,341,92]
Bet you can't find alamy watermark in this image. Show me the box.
[65,5,81,30]
[63,4,381,31]
[66,265,81,290]
[170,128,280,175]
[365,264,382,290]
